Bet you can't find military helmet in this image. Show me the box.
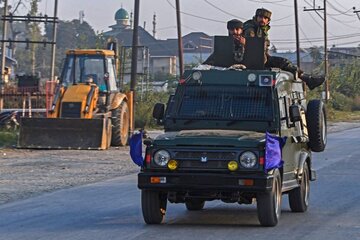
[255,8,272,20]
[227,19,243,30]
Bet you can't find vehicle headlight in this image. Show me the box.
[239,151,257,168]
[248,73,257,82]
[153,150,171,167]
[192,71,202,81]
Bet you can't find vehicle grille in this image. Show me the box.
[174,151,236,160]
[173,151,237,170]
[61,102,82,118]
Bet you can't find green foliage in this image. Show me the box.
[330,60,360,98]
[329,92,353,111]
[309,46,323,66]
[0,130,17,148]
[323,59,360,112]
[13,17,97,78]
[135,92,170,129]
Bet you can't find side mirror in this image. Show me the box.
[153,103,165,121]
[289,104,301,122]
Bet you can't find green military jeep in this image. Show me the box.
[138,67,326,227]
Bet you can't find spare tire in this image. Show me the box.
[306,100,327,152]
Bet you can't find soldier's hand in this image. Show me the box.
[233,35,246,45]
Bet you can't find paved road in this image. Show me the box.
[1,128,360,240]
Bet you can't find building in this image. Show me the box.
[329,47,360,68]
[270,49,319,73]
[103,7,214,79]
[0,53,18,83]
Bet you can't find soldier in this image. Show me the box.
[203,19,245,66]
[243,8,325,90]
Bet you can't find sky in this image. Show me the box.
[10,0,360,51]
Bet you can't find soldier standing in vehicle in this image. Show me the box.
[243,8,325,90]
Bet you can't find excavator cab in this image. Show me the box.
[61,50,117,92]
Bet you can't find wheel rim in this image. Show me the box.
[121,108,129,143]
[274,177,281,219]
[321,110,327,145]
[304,168,310,206]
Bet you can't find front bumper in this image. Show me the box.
[138,172,274,192]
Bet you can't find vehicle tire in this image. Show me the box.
[306,100,327,152]
[257,169,282,227]
[289,162,310,212]
[185,199,205,211]
[111,101,129,146]
[141,190,167,224]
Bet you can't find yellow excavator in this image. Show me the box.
[18,44,133,149]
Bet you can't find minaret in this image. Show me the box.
[79,10,84,24]
[152,13,157,38]
[130,11,133,29]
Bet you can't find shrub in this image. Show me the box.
[134,92,169,129]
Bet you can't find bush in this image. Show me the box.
[352,96,360,111]
[329,92,353,111]
[134,92,169,129]
[0,130,18,148]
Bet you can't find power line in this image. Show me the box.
[246,0,293,8]
[203,0,246,21]
[272,32,360,43]
[332,0,349,11]
[166,0,225,24]
[299,25,314,46]
[327,1,353,16]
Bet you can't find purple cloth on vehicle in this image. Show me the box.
[265,132,287,172]
[129,131,144,167]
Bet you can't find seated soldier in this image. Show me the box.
[243,8,325,90]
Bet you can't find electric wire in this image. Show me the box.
[166,0,225,24]
[203,0,246,21]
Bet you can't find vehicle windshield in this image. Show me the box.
[165,84,276,131]
[61,54,106,91]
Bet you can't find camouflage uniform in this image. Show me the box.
[242,8,325,90]
[243,9,298,75]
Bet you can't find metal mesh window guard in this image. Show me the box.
[171,85,274,121]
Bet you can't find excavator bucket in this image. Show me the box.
[18,117,111,150]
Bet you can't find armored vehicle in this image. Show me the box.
[138,64,326,226]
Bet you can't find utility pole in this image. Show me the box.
[1,2,58,79]
[130,0,140,133]
[175,0,184,79]
[304,0,329,101]
[323,0,328,101]
[294,0,301,69]
[0,0,8,111]
[50,0,58,82]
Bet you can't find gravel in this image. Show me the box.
[0,147,138,205]
[0,123,359,205]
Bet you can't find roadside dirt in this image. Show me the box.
[0,147,138,205]
[0,123,359,205]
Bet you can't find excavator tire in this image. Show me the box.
[111,101,130,146]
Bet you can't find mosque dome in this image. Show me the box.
[115,8,129,20]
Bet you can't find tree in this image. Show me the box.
[309,46,322,66]
[27,0,41,75]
